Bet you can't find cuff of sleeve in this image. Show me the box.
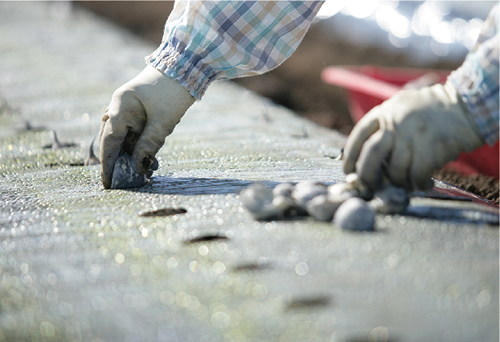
[448,52,499,146]
[145,43,216,101]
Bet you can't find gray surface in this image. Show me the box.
[0,2,498,342]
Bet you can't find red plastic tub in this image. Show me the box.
[321,65,499,180]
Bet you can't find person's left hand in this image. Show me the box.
[343,81,485,191]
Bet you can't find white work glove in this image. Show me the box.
[343,81,485,191]
[99,65,195,189]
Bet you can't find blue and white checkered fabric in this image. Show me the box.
[146,1,323,100]
[449,4,499,145]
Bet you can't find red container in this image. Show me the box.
[321,65,499,180]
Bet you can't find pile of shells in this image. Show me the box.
[239,174,410,231]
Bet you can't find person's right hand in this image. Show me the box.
[99,65,195,189]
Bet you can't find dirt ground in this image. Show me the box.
[76,1,499,203]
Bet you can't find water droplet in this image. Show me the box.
[39,321,55,337]
[130,264,142,276]
[166,257,178,268]
[295,262,309,276]
[189,261,198,273]
[20,263,29,274]
[477,289,491,308]
[115,253,125,264]
[199,246,209,256]
[159,290,174,305]
[175,292,192,308]
[211,311,231,329]
[92,296,106,311]
[213,261,226,274]
[59,302,73,317]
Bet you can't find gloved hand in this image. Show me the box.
[99,65,195,189]
[343,81,485,191]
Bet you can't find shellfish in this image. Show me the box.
[43,130,77,149]
[110,154,148,189]
[333,197,376,231]
[292,180,328,210]
[306,194,343,222]
[239,183,281,220]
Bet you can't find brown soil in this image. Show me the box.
[433,169,499,204]
[77,1,498,204]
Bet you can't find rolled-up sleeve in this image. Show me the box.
[448,4,499,145]
[146,1,323,100]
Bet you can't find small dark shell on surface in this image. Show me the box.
[84,137,100,166]
[285,295,331,310]
[140,208,187,217]
[17,120,47,133]
[184,233,228,244]
[43,130,77,149]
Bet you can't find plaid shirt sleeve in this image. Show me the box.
[448,4,499,145]
[146,1,323,100]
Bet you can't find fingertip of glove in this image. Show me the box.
[101,176,112,189]
[129,154,149,174]
[141,156,153,171]
[356,164,380,192]
[342,159,354,175]
[101,155,117,189]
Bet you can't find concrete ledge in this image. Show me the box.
[0,3,497,342]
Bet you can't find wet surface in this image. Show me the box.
[147,176,259,195]
[406,204,499,225]
[0,3,498,342]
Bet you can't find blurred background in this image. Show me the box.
[75,0,498,202]
[76,0,495,133]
